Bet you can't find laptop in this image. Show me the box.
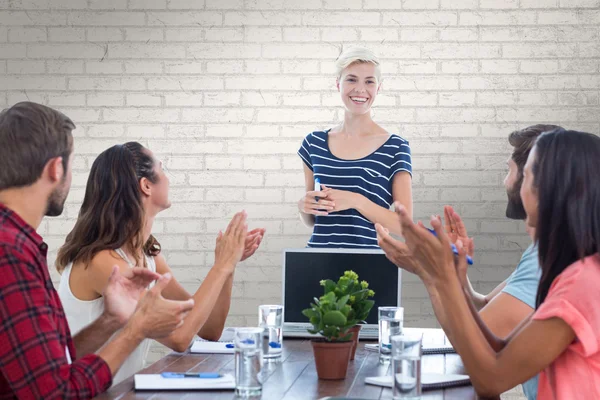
[282,248,402,340]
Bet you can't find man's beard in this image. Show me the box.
[506,183,526,220]
[45,181,68,217]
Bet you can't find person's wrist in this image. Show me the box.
[122,315,145,342]
[212,262,234,277]
[99,310,125,331]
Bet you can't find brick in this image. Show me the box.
[87,93,125,106]
[517,92,558,106]
[360,28,399,42]
[167,0,206,8]
[69,77,145,91]
[559,0,599,6]
[247,125,280,137]
[68,12,145,26]
[187,44,261,59]
[243,157,281,170]
[165,28,203,42]
[87,28,124,42]
[402,0,439,8]
[245,188,283,202]
[206,125,244,137]
[460,76,537,90]
[205,0,243,8]
[323,0,362,8]
[558,60,599,74]
[206,61,243,74]
[127,94,162,106]
[400,28,438,42]
[441,0,478,8]
[0,11,66,26]
[168,126,204,138]
[440,125,478,137]
[385,77,459,91]
[189,172,263,187]
[460,11,538,25]
[0,76,65,90]
[245,60,280,74]
[181,108,254,123]
[440,28,478,41]
[400,92,437,106]
[147,77,224,90]
[382,12,457,26]
[164,155,204,170]
[147,12,222,26]
[104,108,179,123]
[538,75,579,90]
[242,92,281,106]
[422,43,500,59]
[129,0,167,8]
[503,43,577,58]
[441,156,477,170]
[125,60,163,74]
[282,60,319,74]
[7,60,45,74]
[303,12,380,26]
[0,44,27,59]
[478,156,509,171]
[282,93,321,106]
[480,60,519,74]
[125,28,164,42]
[416,108,497,123]
[440,92,476,106]
[257,108,336,123]
[89,0,126,8]
[224,12,302,26]
[0,27,6,42]
[520,0,557,7]
[520,60,559,74]
[579,76,600,89]
[164,61,204,74]
[227,139,298,155]
[148,140,224,155]
[321,27,358,42]
[48,28,86,42]
[47,60,84,74]
[441,60,478,73]
[440,188,481,202]
[109,43,186,59]
[7,92,47,107]
[226,76,301,90]
[9,28,47,43]
[262,43,342,59]
[478,92,517,106]
[164,93,204,106]
[28,43,108,59]
[87,124,125,138]
[480,0,518,7]
[245,27,283,42]
[86,61,123,74]
[204,156,242,169]
[558,92,599,106]
[127,125,166,138]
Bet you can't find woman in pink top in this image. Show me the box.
[377,128,600,399]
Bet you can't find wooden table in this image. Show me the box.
[95,328,478,400]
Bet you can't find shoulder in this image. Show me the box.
[303,130,328,144]
[510,244,541,280]
[0,244,40,286]
[388,134,410,147]
[86,250,130,278]
[553,254,600,291]
[153,253,171,274]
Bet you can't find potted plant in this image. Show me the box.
[302,290,356,380]
[319,271,375,360]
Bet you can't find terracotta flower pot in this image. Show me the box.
[347,325,362,360]
[311,340,353,380]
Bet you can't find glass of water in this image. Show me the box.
[234,327,264,398]
[378,306,403,364]
[391,332,423,399]
[258,304,284,361]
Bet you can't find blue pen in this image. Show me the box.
[426,228,474,265]
[225,343,235,348]
[161,372,223,379]
[314,178,321,202]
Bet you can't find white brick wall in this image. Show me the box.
[2,3,599,397]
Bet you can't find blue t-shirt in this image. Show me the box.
[502,243,541,400]
[297,129,412,248]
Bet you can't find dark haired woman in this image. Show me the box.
[378,129,600,398]
[56,142,264,384]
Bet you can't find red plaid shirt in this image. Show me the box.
[0,203,112,399]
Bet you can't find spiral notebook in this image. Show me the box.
[364,343,455,355]
[365,373,470,391]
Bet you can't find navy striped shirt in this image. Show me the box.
[298,129,412,249]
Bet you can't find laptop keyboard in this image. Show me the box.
[283,324,379,339]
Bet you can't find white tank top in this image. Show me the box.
[58,249,156,386]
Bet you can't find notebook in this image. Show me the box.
[189,341,234,354]
[134,374,235,390]
[364,343,455,355]
[365,373,470,391]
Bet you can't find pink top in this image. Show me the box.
[532,254,600,400]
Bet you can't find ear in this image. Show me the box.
[45,156,65,184]
[139,177,152,197]
[336,78,340,92]
[377,82,382,94]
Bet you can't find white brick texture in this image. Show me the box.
[3,3,599,394]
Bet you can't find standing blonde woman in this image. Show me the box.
[297,47,413,248]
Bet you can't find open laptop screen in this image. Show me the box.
[283,249,401,325]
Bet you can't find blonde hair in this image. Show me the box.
[335,47,381,81]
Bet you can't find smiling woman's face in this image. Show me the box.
[337,62,380,116]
